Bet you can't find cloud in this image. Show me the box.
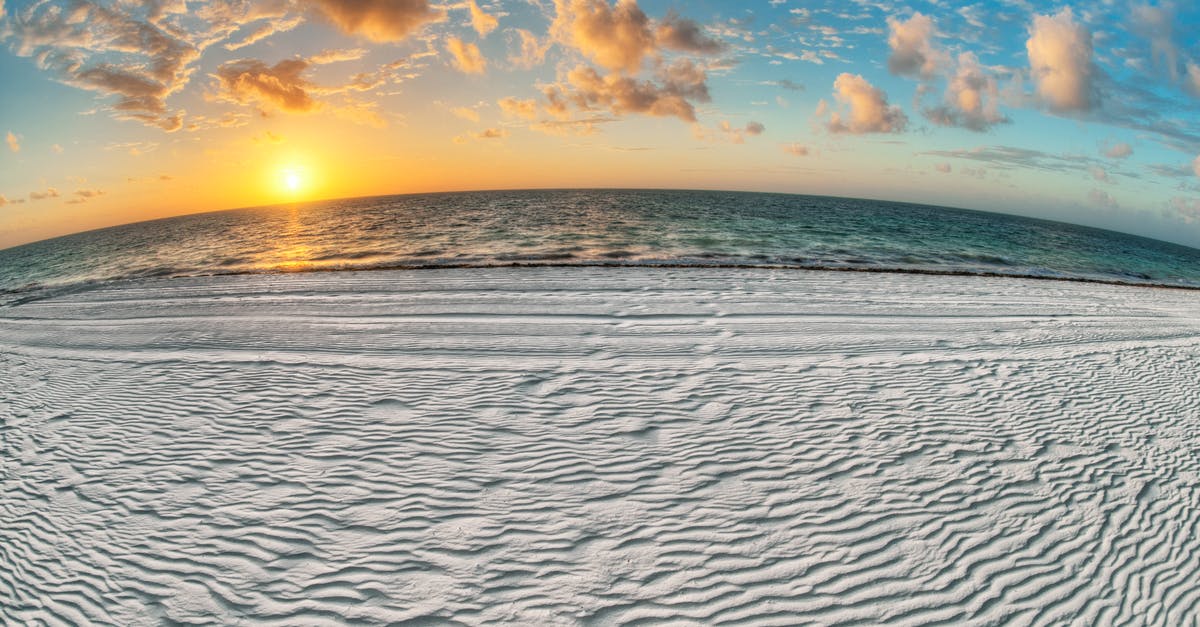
[214,59,317,112]
[451,106,480,121]
[6,0,196,131]
[0,195,7,207]
[558,59,709,123]
[782,143,809,156]
[468,0,498,37]
[826,73,907,134]
[1105,142,1133,159]
[309,48,369,64]
[887,12,945,79]
[1088,189,1118,209]
[51,144,64,154]
[1026,8,1097,113]
[447,37,487,74]
[455,127,509,142]
[509,29,550,69]
[67,188,105,204]
[656,13,724,54]
[923,53,1010,132]
[1194,154,1200,178]
[935,163,952,173]
[5,131,18,153]
[551,0,656,74]
[1169,197,1200,223]
[1189,62,1200,95]
[1089,166,1110,183]
[698,120,764,143]
[225,15,305,51]
[498,97,538,120]
[304,0,443,42]
[530,116,616,136]
[1131,3,1179,79]
[29,188,60,201]
[775,79,804,91]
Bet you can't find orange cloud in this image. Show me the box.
[214,59,317,112]
[447,37,487,74]
[304,0,444,42]
[468,0,498,37]
[499,97,538,120]
[826,73,908,134]
[552,0,656,74]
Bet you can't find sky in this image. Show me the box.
[1,0,1200,250]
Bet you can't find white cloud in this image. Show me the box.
[826,73,907,134]
[887,13,946,79]
[1026,8,1096,113]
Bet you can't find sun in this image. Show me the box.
[278,166,307,195]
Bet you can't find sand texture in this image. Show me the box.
[2,268,1200,625]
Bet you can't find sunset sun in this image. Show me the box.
[279,167,306,195]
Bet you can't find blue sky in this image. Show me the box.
[1,0,1199,248]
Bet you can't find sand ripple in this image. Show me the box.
[2,268,1199,625]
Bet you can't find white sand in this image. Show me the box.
[2,267,1199,625]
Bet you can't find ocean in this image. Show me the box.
[3,189,1200,303]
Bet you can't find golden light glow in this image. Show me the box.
[278,165,308,196]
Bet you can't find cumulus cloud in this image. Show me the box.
[923,52,1009,132]
[935,163,952,173]
[887,12,945,79]
[468,0,498,37]
[447,37,487,74]
[5,131,18,153]
[1105,143,1133,158]
[551,0,656,74]
[304,0,443,42]
[51,144,64,154]
[498,97,538,120]
[558,58,710,123]
[1026,8,1097,113]
[214,59,317,112]
[826,73,908,134]
[656,13,724,54]
[30,188,60,201]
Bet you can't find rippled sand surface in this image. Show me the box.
[2,268,1199,625]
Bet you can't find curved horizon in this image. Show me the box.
[6,186,1200,256]
[2,1,1200,251]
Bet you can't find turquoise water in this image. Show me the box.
[2,189,1200,302]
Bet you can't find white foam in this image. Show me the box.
[2,268,1199,624]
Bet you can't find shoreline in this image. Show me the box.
[5,260,1199,310]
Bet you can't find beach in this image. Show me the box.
[2,266,1199,624]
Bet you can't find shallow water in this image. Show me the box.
[2,189,1200,302]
